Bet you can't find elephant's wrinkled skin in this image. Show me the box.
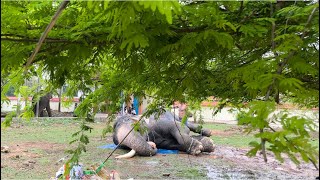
[32,93,53,117]
[112,111,215,158]
[113,115,158,158]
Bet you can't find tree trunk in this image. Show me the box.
[58,87,62,112]
[260,128,268,162]
[16,93,21,117]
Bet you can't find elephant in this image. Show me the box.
[112,111,215,159]
[32,93,53,117]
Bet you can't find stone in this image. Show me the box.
[1,146,9,153]
[163,173,170,177]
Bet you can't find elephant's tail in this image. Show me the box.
[115,149,136,159]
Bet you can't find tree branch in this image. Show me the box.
[24,0,70,73]
[268,126,319,170]
[1,37,76,43]
[171,25,208,33]
[237,1,244,19]
[265,6,318,100]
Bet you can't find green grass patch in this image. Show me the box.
[176,168,207,179]
[211,134,257,148]
[1,119,106,145]
[202,123,235,131]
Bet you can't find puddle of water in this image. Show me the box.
[206,166,258,180]
[145,161,158,166]
[206,165,315,180]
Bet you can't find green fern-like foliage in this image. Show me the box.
[1,0,318,167]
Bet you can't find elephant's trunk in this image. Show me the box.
[115,149,136,159]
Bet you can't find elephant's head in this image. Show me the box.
[46,93,53,99]
[113,115,158,159]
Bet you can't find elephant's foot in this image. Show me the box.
[200,129,212,137]
[187,139,203,155]
[199,137,215,152]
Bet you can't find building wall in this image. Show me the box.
[1,97,79,112]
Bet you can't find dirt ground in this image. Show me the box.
[1,119,319,180]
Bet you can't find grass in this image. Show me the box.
[1,118,111,179]
[202,123,234,131]
[202,123,258,148]
[2,118,105,144]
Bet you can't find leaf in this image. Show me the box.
[254,17,276,23]
[181,115,188,127]
[225,22,237,32]
[279,78,304,91]
[72,131,81,137]
[288,153,301,165]
[246,141,260,157]
[103,1,109,10]
[69,139,78,145]
[80,134,89,144]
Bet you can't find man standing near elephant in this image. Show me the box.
[178,103,188,121]
[176,103,212,137]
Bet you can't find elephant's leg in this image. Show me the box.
[151,119,203,155]
[46,104,52,117]
[157,139,186,151]
[187,122,212,137]
[39,110,44,117]
[147,130,183,150]
[170,129,203,155]
[39,108,44,117]
[191,135,215,152]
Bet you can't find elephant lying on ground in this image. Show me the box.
[32,93,53,117]
[112,111,215,159]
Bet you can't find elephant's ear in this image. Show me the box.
[115,149,136,159]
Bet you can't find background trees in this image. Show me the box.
[1,0,318,168]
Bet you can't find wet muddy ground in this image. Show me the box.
[110,146,319,179]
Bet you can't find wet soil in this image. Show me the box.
[110,147,319,180]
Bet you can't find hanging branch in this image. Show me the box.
[24,0,70,74]
[1,37,75,43]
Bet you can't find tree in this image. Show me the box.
[1,0,319,169]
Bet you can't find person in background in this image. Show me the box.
[178,103,188,121]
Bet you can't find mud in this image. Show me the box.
[204,146,319,180]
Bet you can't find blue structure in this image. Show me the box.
[133,97,139,115]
